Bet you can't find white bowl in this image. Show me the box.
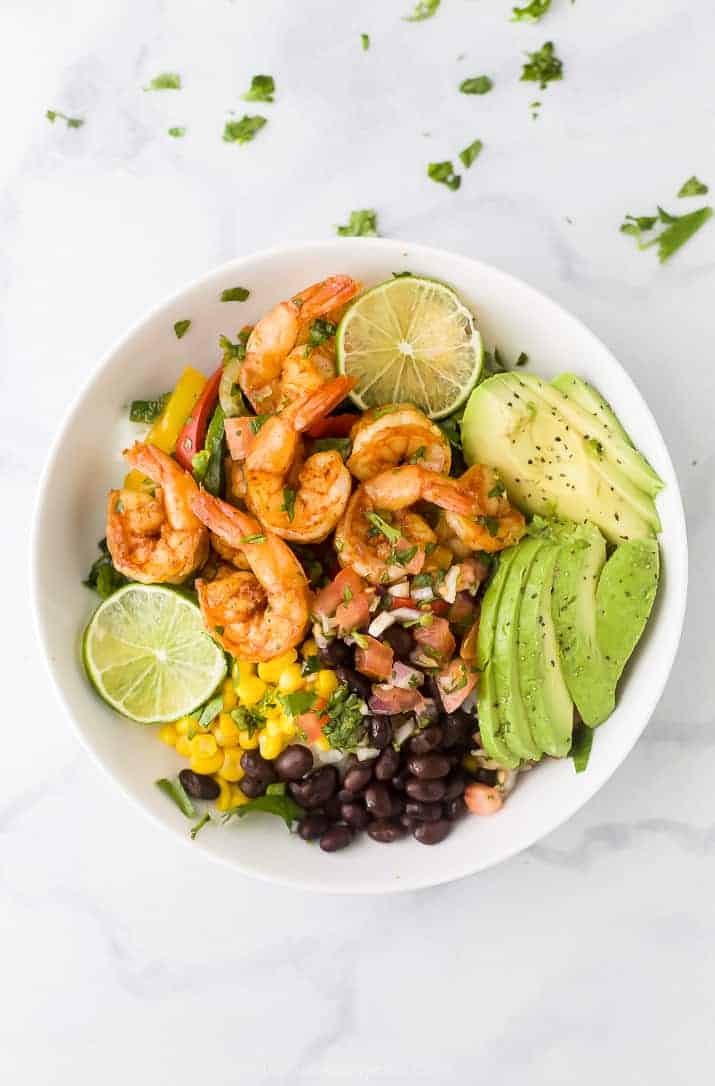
[32,239,688,894]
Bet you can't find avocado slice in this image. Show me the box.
[490,538,544,762]
[461,373,659,543]
[476,548,521,768]
[517,543,574,757]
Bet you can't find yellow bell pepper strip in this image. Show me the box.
[124,366,206,490]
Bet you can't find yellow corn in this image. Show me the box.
[258,650,298,684]
[314,734,330,752]
[315,669,338,700]
[190,750,224,775]
[230,785,250,807]
[281,718,298,738]
[221,678,237,711]
[233,659,256,682]
[158,724,178,747]
[301,639,319,658]
[124,366,206,490]
[236,675,267,707]
[265,717,283,738]
[215,776,234,812]
[259,732,283,760]
[191,733,218,758]
[175,716,192,737]
[219,747,245,782]
[278,663,304,694]
[175,736,192,758]
[238,729,260,750]
[213,712,240,748]
[424,544,453,572]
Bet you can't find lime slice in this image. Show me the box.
[336,276,483,420]
[83,584,226,723]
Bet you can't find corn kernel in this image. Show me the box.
[238,729,260,750]
[175,735,192,758]
[158,724,178,747]
[315,669,338,699]
[191,733,218,758]
[278,663,304,694]
[259,732,283,760]
[281,718,297,738]
[301,639,318,658]
[215,776,234,812]
[230,785,250,807]
[233,659,256,682]
[175,716,192,736]
[221,677,237,711]
[236,675,267,707]
[190,750,224,775]
[265,717,284,737]
[257,650,298,683]
[213,712,240,748]
[462,753,479,774]
[314,734,330,752]
[219,747,245,782]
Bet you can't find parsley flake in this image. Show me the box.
[129,394,169,424]
[322,686,367,750]
[144,72,181,91]
[678,176,709,198]
[428,160,461,191]
[459,139,483,169]
[242,75,275,103]
[220,286,250,302]
[366,512,401,544]
[459,76,493,95]
[403,0,440,21]
[281,487,297,522]
[620,204,713,262]
[173,319,191,339]
[223,115,267,145]
[512,0,551,21]
[361,33,370,51]
[477,514,500,537]
[168,126,186,138]
[307,318,337,350]
[46,109,85,128]
[337,209,378,237]
[520,41,563,90]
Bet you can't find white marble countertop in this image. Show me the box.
[3,1,714,1082]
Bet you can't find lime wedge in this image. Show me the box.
[83,585,226,723]
[336,276,483,420]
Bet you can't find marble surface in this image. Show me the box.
[2,0,714,1081]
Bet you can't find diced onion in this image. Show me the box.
[387,581,410,597]
[389,607,423,623]
[393,718,416,747]
[368,611,397,638]
[411,586,435,602]
[357,746,380,762]
[437,565,460,605]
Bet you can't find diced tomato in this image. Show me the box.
[175,365,223,471]
[369,685,423,714]
[460,616,480,662]
[305,413,359,439]
[413,616,456,663]
[297,710,329,743]
[224,416,256,461]
[355,637,394,681]
[313,568,365,618]
[335,592,371,636]
[437,659,479,714]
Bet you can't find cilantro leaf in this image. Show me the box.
[520,41,563,89]
[223,115,267,145]
[459,76,493,95]
[428,160,461,191]
[129,393,169,423]
[302,654,321,677]
[361,33,370,50]
[242,74,275,103]
[83,538,128,599]
[477,515,499,537]
[322,686,367,750]
[281,689,317,717]
[168,126,186,138]
[46,109,85,128]
[156,776,196,818]
[225,793,303,828]
[403,0,440,21]
[240,533,266,545]
[231,705,264,737]
[655,206,712,262]
[174,319,191,339]
[220,327,251,362]
[512,0,551,21]
[570,723,593,773]
[459,139,483,169]
[678,176,709,198]
[307,318,337,349]
[366,512,401,544]
[220,286,250,302]
[144,72,181,91]
[438,409,464,451]
[312,436,352,459]
[337,209,378,237]
[281,487,297,522]
[250,413,272,434]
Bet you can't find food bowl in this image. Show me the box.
[31,238,688,893]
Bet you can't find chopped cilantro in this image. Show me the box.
[173,319,191,339]
[46,109,84,128]
[322,686,367,750]
[512,0,551,21]
[392,270,413,278]
[281,689,317,717]
[620,204,713,262]
[313,436,352,459]
[403,0,440,20]
[189,812,212,839]
[220,327,251,362]
[459,139,483,169]
[281,487,297,522]
[223,115,267,145]
[250,413,272,434]
[428,160,461,191]
[678,176,708,198]
[129,393,169,423]
[409,446,427,463]
[412,572,433,588]
[168,126,186,138]
[488,479,506,498]
[478,515,500,537]
[520,41,563,90]
[83,538,128,599]
[156,776,195,818]
[144,72,181,91]
[240,533,266,545]
[438,409,464,450]
[220,286,250,302]
[459,76,493,95]
[366,512,401,544]
[342,585,354,603]
[361,33,370,50]
[307,318,337,349]
[373,404,399,419]
[337,209,378,237]
[230,705,264,737]
[242,75,275,103]
[392,544,418,567]
[225,793,303,828]
[301,654,321,677]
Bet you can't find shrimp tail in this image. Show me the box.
[290,375,357,432]
[421,472,475,516]
[292,275,361,319]
[191,490,261,548]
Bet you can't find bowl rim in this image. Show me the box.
[31,237,689,894]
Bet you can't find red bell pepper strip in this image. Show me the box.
[305,413,359,439]
[175,366,223,471]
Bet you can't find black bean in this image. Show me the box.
[240,750,278,783]
[344,765,373,793]
[423,673,442,707]
[341,802,371,830]
[319,639,354,670]
[178,769,220,800]
[274,744,313,782]
[445,796,466,821]
[405,800,443,822]
[299,812,329,840]
[368,716,392,750]
[400,814,419,832]
[443,772,466,801]
[325,795,343,820]
[374,747,400,781]
[382,624,415,661]
[390,793,406,818]
[408,725,444,754]
[364,782,392,818]
[391,768,409,791]
[367,819,405,843]
[407,753,451,780]
[413,819,451,845]
[288,765,338,809]
[405,777,447,803]
[320,825,353,852]
[334,665,372,701]
[239,777,267,799]
[441,709,475,749]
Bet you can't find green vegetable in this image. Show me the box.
[322,686,367,749]
[168,126,186,138]
[337,209,378,237]
[520,41,563,89]
[129,393,170,423]
[242,75,275,103]
[516,351,529,367]
[250,413,272,434]
[281,487,297,522]
[361,33,370,50]
[366,512,401,544]
[281,689,317,717]
[156,776,196,818]
[477,515,500,537]
[428,161,461,191]
[225,793,303,828]
[144,73,181,91]
[620,205,713,262]
[241,533,266,545]
[459,139,483,169]
[266,782,286,796]
[194,693,223,729]
[46,109,84,128]
[83,538,128,599]
[301,654,321,677]
[403,0,440,21]
[230,704,264,737]
[512,0,551,21]
[312,436,352,459]
[223,115,267,144]
[193,405,225,496]
[220,286,250,302]
[438,408,464,451]
[570,723,594,773]
[678,176,708,198]
[220,327,250,361]
[459,76,492,95]
[307,318,337,350]
[174,319,191,339]
[392,544,418,566]
[190,812,212,839]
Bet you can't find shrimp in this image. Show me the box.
[106,443,208,584]
[437,465,526,554]
[347,405,451,481]
[240,275,361,411]
[244,376,356,544]
[334,464,475,585]
[191,491,311,662]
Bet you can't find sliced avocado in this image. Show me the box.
[490,538,544,762]
[476,548,521,768]
[595,537,660,698]
[551,373,663,498]
[517,543,574,757]
[461,373,658,544]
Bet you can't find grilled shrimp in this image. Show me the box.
[191,491,311,661]
[334,464,475,585]
[106,443,208,584]
[240,275,360,411]
[438,465,526,554]
[244,376,355,544]
[347,405,451,480]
